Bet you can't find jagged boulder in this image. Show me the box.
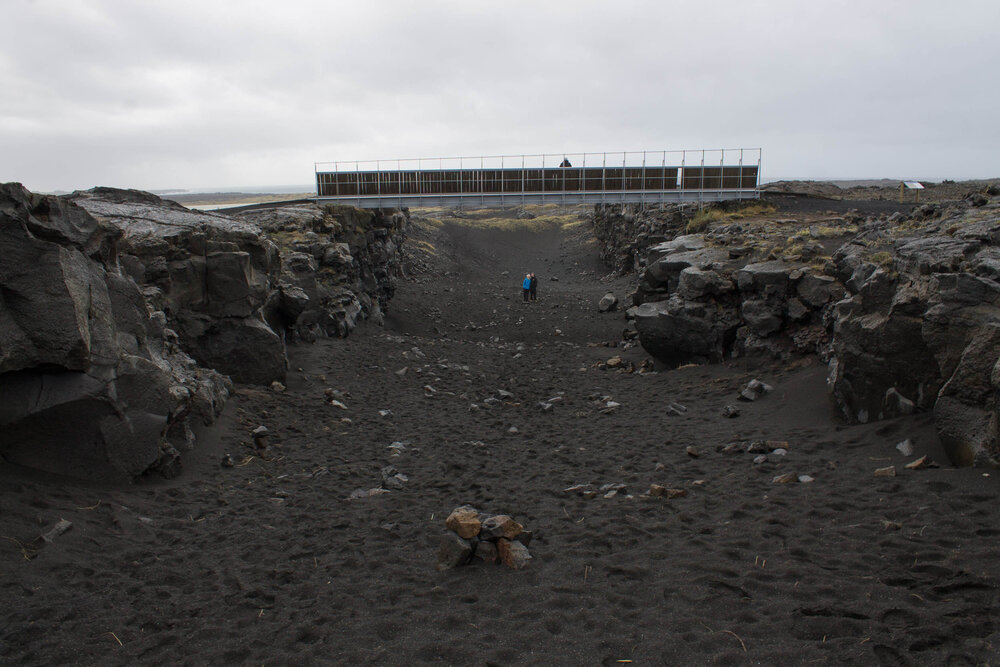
[68,188,288,384]
[628,296,741,365]
[0,183,229,481]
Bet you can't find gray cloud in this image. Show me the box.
[2,0,997,192]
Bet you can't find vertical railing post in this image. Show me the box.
[521,154,525,206]
[660,150,666,208]
[499,154,504,208]
[621,151,628,205]
[737,149,744,202]
[720,149,725,202]
[601,152,606,206]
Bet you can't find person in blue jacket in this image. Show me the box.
[522,273,531,302]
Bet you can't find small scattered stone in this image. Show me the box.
[270,381,286,393]
[648,484,666,497]
[753,454,768,465]
[905,456,937,470]
[380,465,408,490]
[772,472,797,484]
[606,356,623,368]
[349,488,390,499]
[798,475,815,483]
[686,446,700,458]
[665,488,688,499]
[771,448,788,457]
[328,399,348,410]
[221,453,236,467]
[39,519,73,545]
[737,379,773,402]
[874,466,897,478]
[252,426,269,450]
[746,441,768,453]
[722,405,741,418]
[720,442,743,455]
[896,439,915,457]
[378,409,393,417]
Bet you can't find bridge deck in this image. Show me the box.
[315,151,760,208]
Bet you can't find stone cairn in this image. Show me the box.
[436,505,533,571]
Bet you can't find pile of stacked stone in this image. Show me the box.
[436,505,533,570]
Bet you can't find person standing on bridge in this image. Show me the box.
[522,273,532,303]
[529,273,538,301]
[559,157,572,168]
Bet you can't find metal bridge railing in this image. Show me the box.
[314,149,761,208]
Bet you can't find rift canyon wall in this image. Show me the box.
[0,184,408,481]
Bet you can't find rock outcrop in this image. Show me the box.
[0,183,229,481]
[592,204,693,275]
[599,195,1000,466]
[68,188,289,385]
[624,230,845,367]
[827,204,1000,466]
[1,184,409,481]
[237,203,409,341]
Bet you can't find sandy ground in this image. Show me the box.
[1,204,998,665]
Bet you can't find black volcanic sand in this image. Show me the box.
[2,207,999,665]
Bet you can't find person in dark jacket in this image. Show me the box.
[529,273,538,301]
[522,273,531,302]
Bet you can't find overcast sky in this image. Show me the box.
[2,0,997,192]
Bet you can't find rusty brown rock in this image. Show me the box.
[497,538,532,569]
[445,506,482,539]
[772,472,797,484]
[648,484,666,497]
[665,488,688,499]
[905,456,938,470]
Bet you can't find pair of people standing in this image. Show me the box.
[522,273,538,302]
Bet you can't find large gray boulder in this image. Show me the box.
[0,183,229,481]
[628,297,741,366]
[68,188,288,384]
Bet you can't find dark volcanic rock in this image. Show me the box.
[823,206,1000,466]
[0,183,229,481]
[68,187,287,384]
[238,204,409,341]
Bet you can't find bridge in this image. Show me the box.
[314,149,760,209]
